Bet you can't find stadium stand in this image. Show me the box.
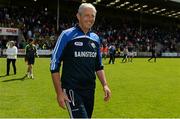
[0,0,180,56]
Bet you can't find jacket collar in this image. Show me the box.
[75,24,92,35]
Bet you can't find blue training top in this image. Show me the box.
[50,25,103,90]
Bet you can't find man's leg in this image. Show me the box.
[148,57,152,62]
[6,59,11,75]
[109,55,112,64]
[82,90,95,118]
[124,55,127,62]
[27,58,34,79]
[12,59,16,74]
[27,64,31,78]
[29,64,34,79]
[64,89,89,118]
[154,55,156,62]
[112,55,115,64]
[122,55,126,62]
[26,58,30,76]
[30,58,35,78]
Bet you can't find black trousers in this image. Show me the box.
[109,54,115,64]
[148,54,156,62]
[64,89,95,118]
[6,59,16,75]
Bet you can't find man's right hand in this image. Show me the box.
[57,92,71,109]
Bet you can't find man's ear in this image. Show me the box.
[76,13,80,21]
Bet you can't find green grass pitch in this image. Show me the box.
[0,58,180,118]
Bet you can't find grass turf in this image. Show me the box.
[0,58,180,118]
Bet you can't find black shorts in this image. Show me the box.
[63,89,95,118]
[25,56,35,65]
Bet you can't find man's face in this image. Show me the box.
[77,8,96,31]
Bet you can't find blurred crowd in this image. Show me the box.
[0,7,57,50]
[0,6,180,53]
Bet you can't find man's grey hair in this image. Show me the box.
[78,3,97,15]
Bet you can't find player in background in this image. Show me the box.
[128,45,134,62]
[148,43,157,62]
[25,38,39,79]
[122,46,128,63]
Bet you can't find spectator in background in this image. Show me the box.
[6,41,18,75]
[103,44,108,60]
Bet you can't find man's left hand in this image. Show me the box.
[103,85,111,101]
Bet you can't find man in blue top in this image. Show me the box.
[108,43,116,64]
[50,3,111,118]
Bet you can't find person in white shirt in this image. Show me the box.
[6,41,18,76]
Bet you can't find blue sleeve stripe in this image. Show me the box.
[50,31,65,70]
